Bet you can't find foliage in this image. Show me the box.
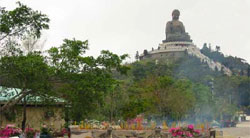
[238,77,250,106]
[3,108,16,121]
[103,53,249,121]
[47,39,129,121]
[0,52,51,89]
[40,125,52,136]
[0,4,51,131]
[191,83,213,121]
[119,76,195,120]
[173,55,221,83]
[131,60,173,81]
[0,2,129,122]
[0,52,52,113]
[0,1,49,50]
[201,43,249,75]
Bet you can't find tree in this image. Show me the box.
[0,52,52,130]
[0,2,50,130]
[47,38,129,121]
[200,43,210,56]
[120,76,195,120]
[0,38,129,127]
[215,46,220,52]
[135,51,139,60]
[0,2,49,54]
[0,2,129,124]
[143,50,148,56]
[191,83,213,121]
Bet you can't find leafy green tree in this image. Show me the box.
[47,39,129,121]
[201,43,249,74]
[0,38,129,127]
[0,2,50,130]
[0,52,51,130]
[236,77,250,108]
[0,2,49,48]
[131,60,173,81]
[191,83,213,121]
[0,2,128,124]
[119,76,195,120]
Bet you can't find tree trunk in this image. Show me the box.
[64,105,69,128]
[21,96,27,131]
[110,91,113,123]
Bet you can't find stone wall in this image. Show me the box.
[144,51,186,60]
[71,130,170,138]
[0,105,64,129]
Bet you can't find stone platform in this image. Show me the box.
[70,129,212,138]
[139,41,232,76]
[71,129,169,138]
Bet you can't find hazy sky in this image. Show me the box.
[1,0,250,63]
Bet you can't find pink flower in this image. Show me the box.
[25,127,34,132]
[169,128,177,133]
[172,133,177,137]
[188,124,194,130]
[177,131,183,135]
[194,129,200,134]
[0,125,21,137]
[186,132,193,137]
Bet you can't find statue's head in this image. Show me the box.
[172,9,180,20]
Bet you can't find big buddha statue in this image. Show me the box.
[163,9,192,43]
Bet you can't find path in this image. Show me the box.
[216,121,250,138]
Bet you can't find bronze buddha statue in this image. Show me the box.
[163,9,192,43]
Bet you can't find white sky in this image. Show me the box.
[1,0,250,63]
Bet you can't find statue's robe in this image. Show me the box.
[164,20,192,42]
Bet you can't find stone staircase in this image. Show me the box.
[186,46,232,76]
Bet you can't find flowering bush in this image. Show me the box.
[0,125,22,138]
[25,128,36,138]
[169,124,200,138]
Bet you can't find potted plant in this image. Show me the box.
[169,124,201,138]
